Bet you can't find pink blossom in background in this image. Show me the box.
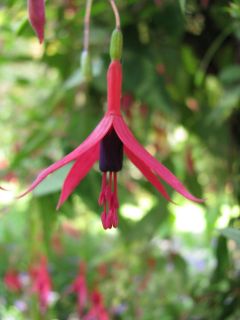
[30,256,52,313]
[69,262,88,316]
[4,269,21,292]
[84,289,109,320]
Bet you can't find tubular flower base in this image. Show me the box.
[20,60,203,230]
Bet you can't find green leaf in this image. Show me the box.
[34,196,60,257]
[212,235,230,282]
[179,0,186,13]
[220,227,240,246]
[33,163,72,197]
[220,65,240,84]
[64,69,84,89]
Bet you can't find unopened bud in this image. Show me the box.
[110,29,123,61]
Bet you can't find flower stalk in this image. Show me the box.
[81,0,93,81]
[84,0,93,52]
[109,0,121,29]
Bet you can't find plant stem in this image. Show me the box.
[109,0,121,29]
[84,0,93,51]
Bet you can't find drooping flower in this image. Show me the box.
[20,30,202,230]
[28,0,45,43]
[30,256,52,313]
[84,289,109,320]
[4,269,22,292]
[69,262,88,316]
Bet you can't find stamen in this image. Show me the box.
[111,172,119,228]
[101,202,108,230]
[111,209,118,228]
[106,211,113,229]
[98,172,120,229]
[109,172,112,190]
[98,172,107,205]
[113,172,119,209]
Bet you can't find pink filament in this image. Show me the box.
[99,172,119,229]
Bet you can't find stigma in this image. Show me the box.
[98,129,123,229]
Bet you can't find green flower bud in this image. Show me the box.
[110,28,123,61]
[81,50,92,81]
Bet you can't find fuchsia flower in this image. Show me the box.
[84,289,109,320]
[28,0,45,43]
[20,58,202,230]
[69,262,88,316]
[30,256,52,312]
[4,269,21,292]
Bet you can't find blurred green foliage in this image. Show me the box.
[0,0,240,319]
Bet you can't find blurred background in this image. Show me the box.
[0,0,240,319]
